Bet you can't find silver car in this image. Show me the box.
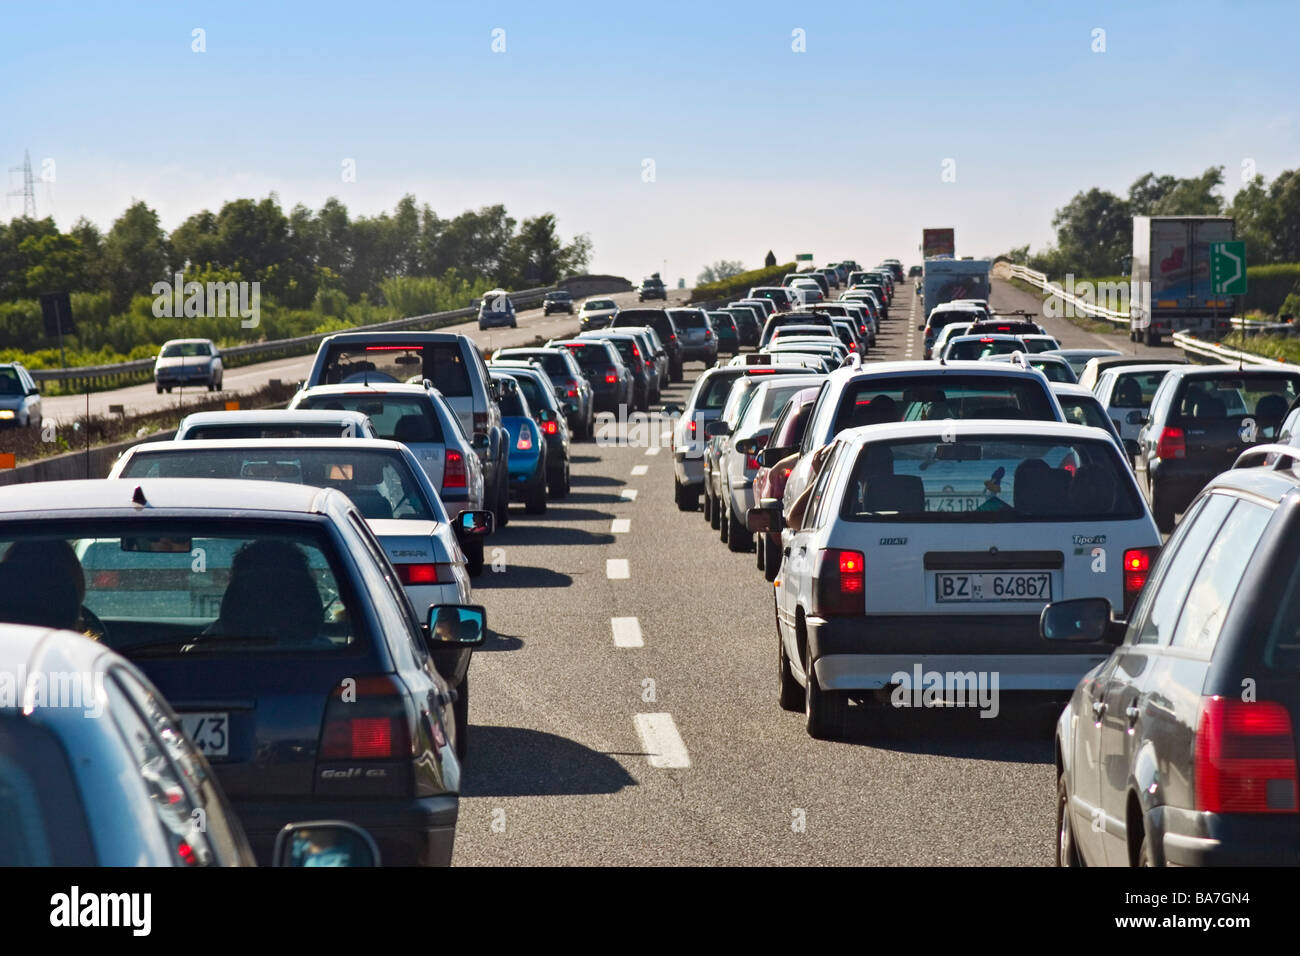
[155,339,223,393]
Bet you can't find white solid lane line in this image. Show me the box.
[620,489,639,501]
[611,616,643,648]
[611,518,631,534]
[631,465,648,476]
[634,713,691,768]
[606,558,630,579]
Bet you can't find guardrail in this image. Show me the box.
[995,262,1130,326]
[30,285,556,390]
[1171,331,1293,369]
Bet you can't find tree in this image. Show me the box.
[20,232,86,294]
[764,250,777,268]
[1127,173,1178,215]
[1154,166,1224,215]
[1049,189,1130,277]
[696,260,745,285]
[102,201,171,310]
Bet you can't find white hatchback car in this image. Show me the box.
[754,419,1160,739]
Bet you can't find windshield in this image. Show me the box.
[501,373,554,412]
[0,526,363,656]
[118,448,441,522]
[833,375,1057,432]
[945,339,1024,360]
[1173,376,1300,432]
[586,300,616,310]
[1060,397,1112,432]
[294,394,443,444]
[839,436,1141,522]
[558,342,615,371]
[1109,370,1171,409]
[0,369,23,395]
[496,350,571,378]
[669,311,708,329]
[319,343,470,395]
[161,343,210,358]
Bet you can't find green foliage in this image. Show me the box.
[696,260,747,285]
[690,262,795,303]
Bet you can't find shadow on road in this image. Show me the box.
[461,726,638,797]
[569,474,625,487]
[559,491,627,505]
[470,565,574,589]
[831,701,1057,764]
[475,629,524,653]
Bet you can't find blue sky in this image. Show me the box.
[3,0,1296,282]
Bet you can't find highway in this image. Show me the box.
[450,279,1172,865]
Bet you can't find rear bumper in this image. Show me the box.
[681,344,718,361]
[235,794,459,867]
[674,452,703,487]
[812,652,1105,693]
[1149,461,1219,511]
[1152,805,1300,866]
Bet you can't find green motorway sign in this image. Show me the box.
[1210,241,1248,295]
[795,253,813,262]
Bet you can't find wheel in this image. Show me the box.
[702,487,713,524]
[165,387,173,393]
[494,468,510,528]
[763,535,782,582]
[1151,486,1176,534]
[756,536,765,571]
[453,676,469,760]
[805,654,848,740]
[1056,772,1082,867]
[1136,833,1152,867]
[1144,326,1160,347]
[671,362,684,383]
[547,465,567,499]
[464,538,485,577]
[727,497,752,552]
[674,478,698,511]
[156,384,162,394]
[778,629,805,712]
[525,476,547,514]
[710,489,722,530]
[719,496,729,542]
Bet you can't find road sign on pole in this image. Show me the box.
[1210,242,1248,295]
[795,253,813,263]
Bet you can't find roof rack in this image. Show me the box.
[1233,444,1300,471]
[1009,351,1030,370]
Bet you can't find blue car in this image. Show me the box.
[491,372,549,514]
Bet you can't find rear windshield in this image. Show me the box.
[670,311,708,329]
[1109,370,1170,408]
[945,339,1024,360]
[186,423,361,440]
[294,394,443,443]
[161,342,211,357]
[318,343,471,396]
[1059,396,1113,432]
[1023,339,1059,354]
[740,383,815,431]
[839,436,1142,522]
[1174,376,1300,427]
[708,313,735,331]
[118,448,440,522]
[1028,361,1074,384]
[501,373,554,412]
[496,350,571,378]
[496,383,529,418]
[0,526,368,656]
[833,375,1057,432]
[693,370,743,410]
[927,311,981,332]
[614,310,667,329]
[558,342,615,371]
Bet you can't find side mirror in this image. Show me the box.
[663,403,685,415]
[916,324,925,332]
[704,420,731,438]
[759,446,794,468]
[1126,411,1147,426]
[426,604,487,647]
[471,433,490,451]
[26,387,39,396]
[273,821,381,867]
[733,437,759,456]
[455,509,494,536]
[1039,598,1125,646]
[747,498,785,533]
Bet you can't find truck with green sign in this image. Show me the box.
[1129,215,1236,345]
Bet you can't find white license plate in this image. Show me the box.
[180,712,230,758]
[935,572,1051,603]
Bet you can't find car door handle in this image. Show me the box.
[1125,704,1140,722]
[783,547,791,557]
[1091,700,1106,717]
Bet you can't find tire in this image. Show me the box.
[453,676,469,761]
[1056,772,1082,867]
[1144,326,1160,347]
[494,467,510,528]
[763,535,782,582]
[778,629,805,712]
[674,478,698,511]
[756,536,766,571]
[719,496,729,542]
[547,464,568,499]
[1151,486,1176,534]
[805,652,848,740]
[710,488,722,530]
[1136,833,1152,867]
[671,362,683,383]
[703,487,714,524]
[525,475,547,514]
[727,497,752,552]
[464,538,485,577]
[155,384,162,394]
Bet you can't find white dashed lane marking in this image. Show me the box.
[620,489,639,501]
[645,446,660,455]
[611,616,643,647]
[606,558,630,579]
[631,465,648,476]
[610,518,630,534]
[634,713,691,768]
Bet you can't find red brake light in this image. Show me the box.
[1122,547,1158,607]
[443,449,467,489]
[1156,427,1186,460]
[542,420,558,435]
[814,548,865,615]
[980,337,994,343]
[744,435,768,471]
[320,676,410,762]
[688,419,696,437]
[1195,697,1298,813]
[566,378,579,397]
[604,368,618,384]
[516,428,533,450]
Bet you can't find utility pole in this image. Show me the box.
[7,151,36,218]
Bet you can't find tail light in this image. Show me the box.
[704,330,714,340]
[1195,697,1298,813]
[320,676,412,761]
[604,368,618,384]
[565,378,579,398]
[394,562,453,585]
[744,435,768,471]
[443,450,467,489]
[813,549,865,616]
[1122,547,1158,608]
[473,411,488,433]
[516,428,533,450]
[688,418,697,437]
[1156,427,1186,460]
[541,420,558,435]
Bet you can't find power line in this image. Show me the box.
[7,150,36,218]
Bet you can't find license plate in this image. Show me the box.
[180,712,230,757]
[935,572,1051,603]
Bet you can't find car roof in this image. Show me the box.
[829,359,1048,381]
[1050,382,1099,398]
[0,624,119,714]
[0,478,339,516]
[1206,461,1300,504]
[948,334,1026,344]
[179,409,371,426]
[321,331,463,345]
[160,337,216,345]
[295,382,443,399]
[986,352,1068,364]
[1099,362,1190,376]
[1165,364,1300,380]
[128,437,416,454]
[1085,355,1188,374]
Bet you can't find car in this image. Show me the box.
[302,332,510,525]
[720,304,763,347]
[706,311,740,356]
[548,338,633,414]
[1135,366,1300,532]
[1047,348,1124,378]
[983,352,1079,384]
[666,308,719,365]
[1092,363,1187,462]
[789,281,825,305]
[966,318,1046,339]
[766,336,848,365]
[1050,382,1126,456]
[0,363,41,429]
[1077,355,1188,391]
[726,352,829,372]
[477,289,517,329]
[1046,455,1300,865]
[580,330,656,411]
[155,339,223,393]
[175,409,379,441]
[881,260,906,282]
[0,478,486,865]
[929,322,972,361]
[768,323,838,344]
[920,305,988,358]
[492,346,594,440]
[542,291,575,315]
[908,265,923,278]
[853,283,890,317]
[784,272,829,297]
[807,302,875,347]
[599,326,666,401]
[780,359,1069,515]
[1017,334,1062,354]
[611,308,684,382]
[488,373,549,514]
[941,334,1030,362]
[752,419,1160,739]
[818,268,840,291]
[759,311,837,349]
[748,286,796,313]
[288,382,494,538]
[828,318,867,356]
[579,297,619,330]
[713,375,824,552]
[737,296,777,319]
[639,275,667,301]
[752,385,821,580]
[486,361,572,496]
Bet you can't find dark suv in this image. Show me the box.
[542,291,575,315]
[667,308,718,364]
[639,276,667,301]
[1135,365,1300,531]
[1044,453,1300,865]
[613,308,683,382]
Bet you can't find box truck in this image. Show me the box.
[1129,216,1236,345]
